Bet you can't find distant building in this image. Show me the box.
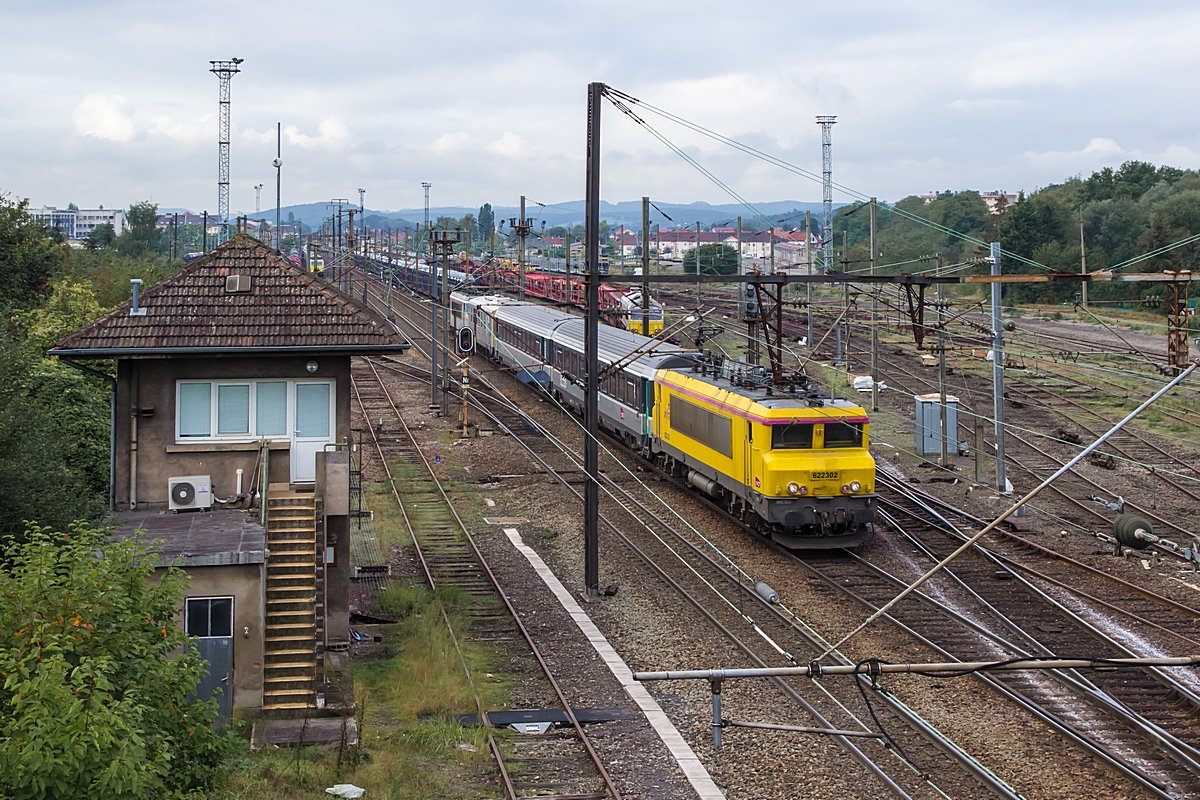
[919,191,1019,214]
[30,205,127,239]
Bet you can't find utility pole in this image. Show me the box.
[584,82,602,598]
[870,198,879,412]
[210,58,243,244]
[358,188,366,255]
[203,210,208,252]
[842,231,850,372]
[937,253,949,467]
[990,241,1007,493]
[1079,208,1089,309]
[274,123,282,251]
[641,197,651,336]
[510,196,533,299]
[694,221,702,308]
[805,211,813,346]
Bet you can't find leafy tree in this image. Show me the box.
[84,222,116,251]
[0,522,236,797]
[477,203,494,238]
[683,243,739,275]
[114,201,161,257]
[0,196,66,314]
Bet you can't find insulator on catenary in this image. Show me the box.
[754,581,779,604]
[1114,513,1156,550]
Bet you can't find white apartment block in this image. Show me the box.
[30,206,128,239]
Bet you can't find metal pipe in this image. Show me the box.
[710,679,722,748]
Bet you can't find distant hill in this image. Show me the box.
[271,199,836,231]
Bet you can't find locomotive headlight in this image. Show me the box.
[787,482,801,495]
[841,484,850,494]
[849,480,862,493]
[798,485,808,495]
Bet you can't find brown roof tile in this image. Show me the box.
[52,236,408,355]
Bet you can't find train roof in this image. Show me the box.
[658,367,867,416]
[484,299,696,377]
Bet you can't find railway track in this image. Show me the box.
[351,357,622,800]
[352,269,1028,798]
[354,261,1200,797]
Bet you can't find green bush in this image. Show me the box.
[0,523,236,797]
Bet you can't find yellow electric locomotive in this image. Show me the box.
[652,363,876,548]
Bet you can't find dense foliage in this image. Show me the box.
[683,243,739,275]
[0,196,179,535]
[830,160,1200,304]
[0,523,234,797]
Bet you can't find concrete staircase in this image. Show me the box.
[262,492,318,711]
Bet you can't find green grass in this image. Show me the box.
[222,586,503,800]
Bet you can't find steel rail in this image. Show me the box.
[354,358,623,800]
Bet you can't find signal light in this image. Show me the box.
[457,326,474,353]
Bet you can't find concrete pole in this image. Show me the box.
[519,195,526,300]
[990,241,1007,493]
[937,253,949,466]
[1079,208,1089,309]
[584,82,602,596]
[805,211,813,346]
[695,221,702,308]
[870,198,879,412]
[642,197,651,336]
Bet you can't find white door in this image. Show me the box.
[292,382,333,482]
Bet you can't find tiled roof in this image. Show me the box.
[53,235,407,355]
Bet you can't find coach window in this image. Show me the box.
[772,422,813,449]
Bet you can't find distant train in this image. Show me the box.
[493,269,665,335]
[451,291,876,548]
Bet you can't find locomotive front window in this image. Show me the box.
[772,423,813,449]
[824,421,863,448]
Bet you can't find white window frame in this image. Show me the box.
[175,379,335,444]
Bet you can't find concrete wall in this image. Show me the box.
[114,355,352,509]
[171,562,265,714]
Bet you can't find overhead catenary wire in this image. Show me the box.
[818,358,1200,660]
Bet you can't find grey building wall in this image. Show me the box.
[114,355,351,509]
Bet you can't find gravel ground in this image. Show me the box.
[360,289,1200,798]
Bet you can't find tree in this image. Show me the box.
[0,196,66,314]
[85,222,115,251]
[0,522,235,797]
[683,243,738,275]
[477,203,494,239]
[114,201,160,257]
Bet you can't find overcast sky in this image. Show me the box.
[4,1,1199,217]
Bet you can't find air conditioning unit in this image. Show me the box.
[169,475,213,511]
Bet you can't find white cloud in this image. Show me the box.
[73,93,137,142]
[1083,138,1123,154]
[432,131,471,154]
[283,120,349,150]
[946,98,1021,111]
[487,132,526,159]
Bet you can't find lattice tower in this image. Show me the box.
[422,182,432,229]
[210,58,243,244]
[816,115,837,270]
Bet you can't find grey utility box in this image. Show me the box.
[915,393,960,456]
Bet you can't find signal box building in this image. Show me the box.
[51,235,408,721]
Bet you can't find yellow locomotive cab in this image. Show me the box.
[652,368,876,548]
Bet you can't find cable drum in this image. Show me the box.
[1113,513,1155,550]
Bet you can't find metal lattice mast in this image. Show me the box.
[422,182,432,229]
[816,115,836,270]
[210,58,243,243]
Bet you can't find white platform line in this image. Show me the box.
[503,528,726,800]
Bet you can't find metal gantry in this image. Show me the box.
[209,58,243,245]
[816,115,837,270]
